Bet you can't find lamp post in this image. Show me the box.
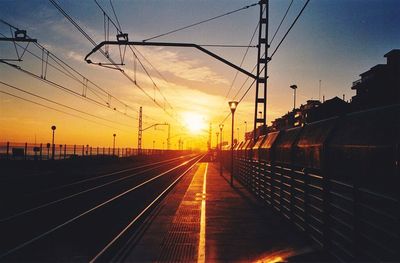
[219,123,224,176]
[244,121,247,136]
[113,133,116,155]
[228,101,238,186]
[290,84,298,109]
[215,132,219,149]
[51,125,56,160]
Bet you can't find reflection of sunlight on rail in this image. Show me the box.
[182,161,189,165]
[253,248,294,263]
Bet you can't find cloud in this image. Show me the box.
[131,47,229,85]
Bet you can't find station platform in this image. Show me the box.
[125,162,320,262]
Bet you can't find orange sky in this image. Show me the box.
[1,1,399,149]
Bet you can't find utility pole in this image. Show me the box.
[208,123,212,151]
[290,84,298,109]
[138,106,142,155]
[319,80,322,102]
[253,0,269,140]
[167,123,171,150]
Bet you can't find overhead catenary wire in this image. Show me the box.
[0,81,134,128]
[0,58,137,120]
[93,0,176,112]
[220,0,311,126]
[142,2,258,42]
[49,0,179,124]
[270,0,310,59]
[0,90,131,133]
[269,0,294,46]
[0,26,140,117]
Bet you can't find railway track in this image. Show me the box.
[0,153,203,261]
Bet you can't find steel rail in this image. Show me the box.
[0,154,202,259]
[90,153,205,262]
[42,154,191,192]
[0,155,194,223]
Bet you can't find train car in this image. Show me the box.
[251,135,267,160]
[294,117,339,170]
[274,126,303,166]
[259,131,281,163]
[244,139,255,160]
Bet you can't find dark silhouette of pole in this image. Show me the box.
[113,133,116,155]
[290,84,298,109]
[216,131,219,162]
[51,125,56,160]
[229,101,238,186]
[219,124,224,176]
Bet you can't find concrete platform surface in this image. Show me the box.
[125,162,319,262]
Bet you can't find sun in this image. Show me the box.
[182,112,207,134]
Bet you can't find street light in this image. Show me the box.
[228,100,238,186]
[215,132,219,149]
[219,123,224,176]
[113,133,116,155]
[244,121,247,135]
[51,125,56,160]
[290,84,298,109]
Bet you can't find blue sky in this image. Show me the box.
[0,0,399,147]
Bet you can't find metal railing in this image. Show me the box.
[229,156,399,262]
[0,142,171,160]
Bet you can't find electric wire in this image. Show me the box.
[109,0,122,32]
[0,58,137,119]
[142,2,258,42]
[93,0,175,111]
[270,0,310,59]
[0,27,139,116]
[49,0,178,123]
[0,81,134,128]
[269,0,294,46]
[220,0,311,126]
[0,90,131,132]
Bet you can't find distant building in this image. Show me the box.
[351,49,400,110]
[306,97,349,121]
[271,97,349,131]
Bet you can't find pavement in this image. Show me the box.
[125,162,320,262]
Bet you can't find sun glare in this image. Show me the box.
[182,112,206,134]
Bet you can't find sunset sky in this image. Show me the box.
[1,0,399,149]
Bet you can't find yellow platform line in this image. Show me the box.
[197,163,208,263]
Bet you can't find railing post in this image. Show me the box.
[108,147,110,156]
[63,144,66,159]
[90,147,92,156]
[59,145,62,160]
[74,144,76,156]
[290,167,295,221]
[82,145,85,156]
[6,141,10,160]
[24,142,27,160]
[304,168,309,233]
[39,143,43,160]
[118,148,120,157]
[97,147,99,155]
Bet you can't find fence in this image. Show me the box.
[0,142,172,160]
[222,104,400,262]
